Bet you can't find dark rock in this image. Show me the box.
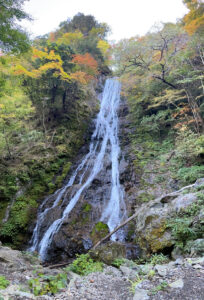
[89,241,141,264]
[89,242,127,265]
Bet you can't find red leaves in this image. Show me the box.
[72,53,98,73]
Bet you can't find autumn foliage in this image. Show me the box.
[72,53,98,74]
[183,0,204,34]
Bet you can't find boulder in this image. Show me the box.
[89,242,126,264]
[134,179,204,253]
[120,265,138,280]
[0,246,28,269]
[169,278,184,289]
[134,286,150,300]
[89,242,141,265]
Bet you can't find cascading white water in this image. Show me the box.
[29,78,126,260]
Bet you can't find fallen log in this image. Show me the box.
[92,212,138,250]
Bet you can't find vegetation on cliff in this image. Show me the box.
[112,0,204,255]
[113,0,204,189]
[0,11,111,246]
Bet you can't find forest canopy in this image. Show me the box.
[0,0,30,53]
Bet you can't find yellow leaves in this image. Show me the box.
[97,40,110,56]
[148,89,186,109]
[13,65,38,78]
[32,48,62,64]
[57,31,83,46]
[153,51,161,62]
[13,46,97,86]
[14,47,71,82]
[32,48,47,60]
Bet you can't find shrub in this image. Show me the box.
[167,216,203,249]
[177,165,204,184]
[28,273,67,296]
[112,258,126,268]
[175,129,203,164]
[0,276,9,289]
[151,281,168,295]
[66,253,103,276]
[149,253,169,265]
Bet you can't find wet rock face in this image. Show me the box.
[32,96,137,263]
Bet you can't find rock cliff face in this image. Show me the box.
[29,80,137,262]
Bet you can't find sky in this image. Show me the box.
[21,0,188,42]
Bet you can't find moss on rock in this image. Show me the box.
[91,222,109,244]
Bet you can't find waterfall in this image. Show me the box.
[29,78,127,261]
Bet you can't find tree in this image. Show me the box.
[0,0,30,53]
[113,19,204,133]
[59,13,109,38]
[183,0,204,35]
[114,23,184,89]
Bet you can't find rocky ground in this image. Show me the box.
[0,243,203,300]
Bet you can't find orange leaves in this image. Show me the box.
[183,0,204,34]
[70,53,98,84]
[70,71,93,85]
[49,32,56,42]
[184,15,204,35]
[14,47,98,86]
[72,53,98,73]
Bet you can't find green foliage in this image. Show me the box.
[82,203,92,213]
[177,166,204,184]
[0,0,30,53]
[0,276,10,290]
[151,281,168,295]
[55,162,71,187]
[167,199,204,249]
[175,129,204,164]
[66,253,103,276]
[91,222,109,244]
[168,217,196,243]
[137,192,154,203]
[113,11,204,191]
[112,258,127,268]
[166,192,204,249]
[28,273,67,296]
[0,89,35,159]
[148,254,169,265]
[128,275,143,294]
[135,254,169,265]
[59,13,109,38]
